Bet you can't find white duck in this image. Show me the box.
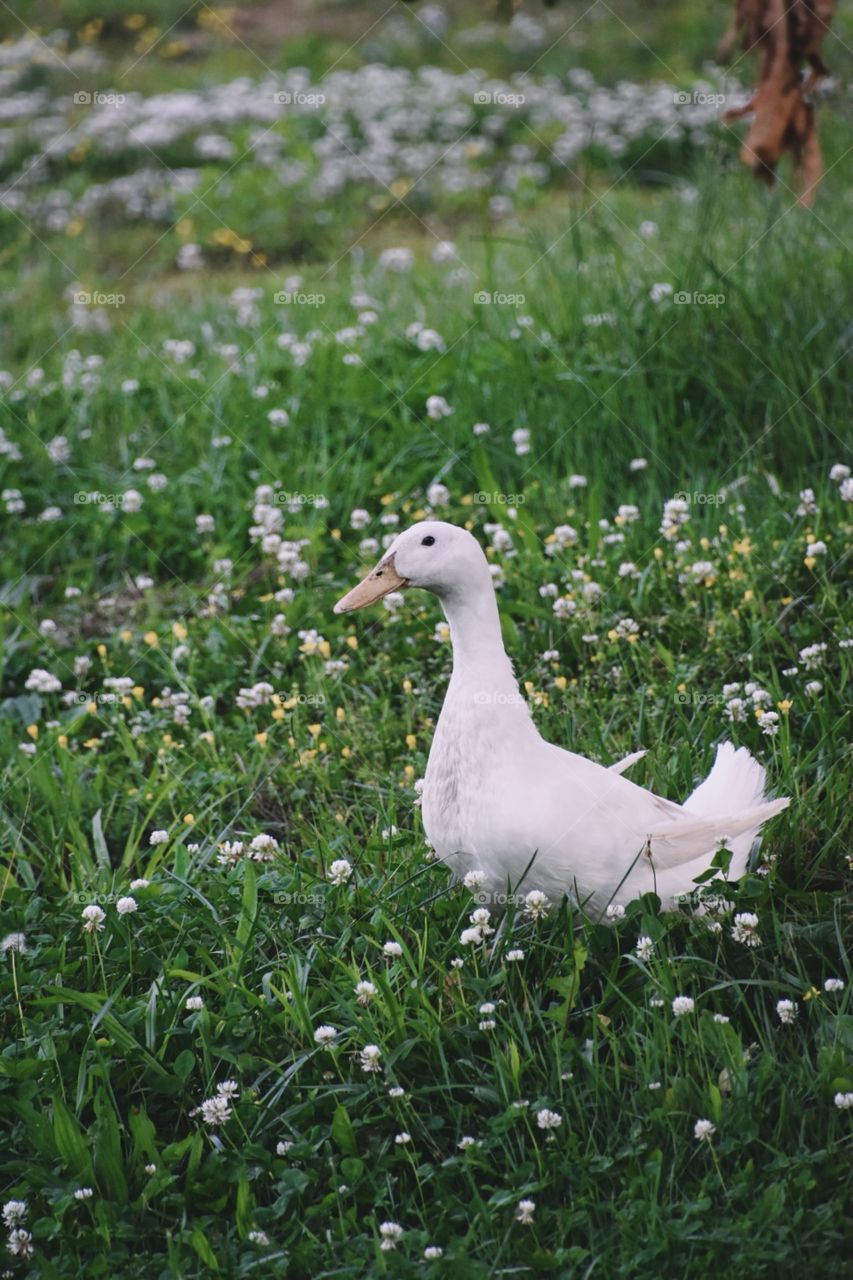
[335,520,790,916]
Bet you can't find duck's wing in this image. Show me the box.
[608,750,646,774]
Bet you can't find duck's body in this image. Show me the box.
[336,520,789,915]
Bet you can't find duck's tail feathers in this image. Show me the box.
[683,741,769,820]
[646,741,790,875]
[609,749,647,775]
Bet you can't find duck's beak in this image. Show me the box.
[333,553,409,613]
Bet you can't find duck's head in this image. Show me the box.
[334,519,487,613]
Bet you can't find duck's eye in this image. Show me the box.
[421,535,436,546]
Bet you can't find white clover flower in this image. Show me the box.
[25,667,63,693]
[198,1094,232,1127]
[74,1187,94,1200]
[427,481,450,507]
[506,948,525,962]
[276,1140,293,1156]
[713,1013,731,1024]
[130,878,150,891]
[2,1200,27,1228]
[382,941,403,958]
[186,995,204,1011]
[515,1198,536,1225]
[116,896,137,916]
[463,869,486,892]
[379,247,413,272]
[776,999,797,1024]
[605,903,626,921]
[313,1025,338,1046]
[731,912,761,947]
[327,858,353,886]
[694,1118,716,1141]
[1,932,27,955]
[536,1108,562,1131]
[672,996,695,1016]
[512,427,530,456]
[388,1086,406,1099]
[7,1228,33,1258]
[148,830,169,846]
[757,710,780,736]
[834,1092,853,1109]
[635,936,654,961]
[355,980,377,1005]
[379,1220,403,1250]
[82,904,106,933]
[425,394,453,420]
[424,1245,444,1259]
[360,1044,382,1073]
[799,643,828,670]
[795,488,817,516]
[248,1230,269,1245]
[824,978,845,993]
[457,1135,478,1149]
[248,834,279,862]
[394,1131,411,1145]
[524,889,550,919]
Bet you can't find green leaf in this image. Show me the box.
[173,1049,196,1084]
[331,1103,357,1156]
[94,1090,128,1200]
[128,1106,157,1162]
[236,860,258,950]
[91,809,111,870]
[53,1095,93,1181]
[708,1083,722,1124]
[235,1169,252,1236]
[189,1225,219,1271]
[340,1156,364,1182]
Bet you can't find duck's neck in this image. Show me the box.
[440,571,519,696]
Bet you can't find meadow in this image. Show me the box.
[0,2,852,1275]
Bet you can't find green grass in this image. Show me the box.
[1,5,853,1277]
